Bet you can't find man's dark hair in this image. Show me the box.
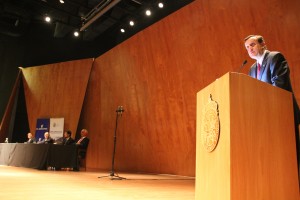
[66,130,72,136]
[244,35,265,45]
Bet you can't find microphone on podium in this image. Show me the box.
[116,106,124,116]
[237,60,247,72]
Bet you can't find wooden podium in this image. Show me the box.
[196,72,299,200]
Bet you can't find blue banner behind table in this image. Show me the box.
[35,118,50,141]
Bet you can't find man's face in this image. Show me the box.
[81,130,87,137]
[244,37,264,60]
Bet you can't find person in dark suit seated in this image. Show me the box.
[38,132,54,144]
[73,129,90,171]
[76,129,90,154]
[62,130,75,145]
[25,132,36,143]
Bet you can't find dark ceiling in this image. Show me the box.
[0,0,192,43]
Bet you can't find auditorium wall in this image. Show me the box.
[21,59,93,138]
[3,0,300,176]
[79,0,300,176]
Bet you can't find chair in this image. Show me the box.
[77,148,87,171]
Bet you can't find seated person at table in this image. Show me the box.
[76,129,89,148]
[25,132,36,143]
[73,129,90,171]
[76,129,90,154]
[38,132,54,144]
[62,130,75,145]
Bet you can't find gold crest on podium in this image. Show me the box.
[200,94,220,152]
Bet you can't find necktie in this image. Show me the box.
[77,137,83,144]
[257,63,261,78]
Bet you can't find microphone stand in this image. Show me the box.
[98,106,126,180]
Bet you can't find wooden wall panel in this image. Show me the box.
[22,59,93,139]
[80,0,300,176]
[14,0,300,176]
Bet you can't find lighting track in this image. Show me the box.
[80,0,121,32]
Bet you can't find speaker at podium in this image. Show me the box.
[196,72,299,200]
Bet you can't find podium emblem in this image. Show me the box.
[200,94,220,152]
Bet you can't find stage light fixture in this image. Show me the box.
[129,20,135,26]
[74,31,79,37]
[45,16,51,23]
[158,2,164,8]
[145,9,151,16]
[120,28,125,33]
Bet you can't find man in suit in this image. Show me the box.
[76,129,90,150]
[244,34,300,175]
[73,129,90,171]
[39,132,54,144]
[26,132,36,143]
[62,130,75,145]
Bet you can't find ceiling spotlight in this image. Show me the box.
[74,31,79,37]
[145,9,151,16]
[158,2,164,8]
[59,0,65,3]
[45,16,51,23]
[120,28,125,33]
[129,20,135,26]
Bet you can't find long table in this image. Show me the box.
[0,143,78,170]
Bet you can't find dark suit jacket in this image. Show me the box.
[26,138,36,143]
[63,137,75,145]
[40,138,54,144]
[248,50,299,124]
[76,137,90,159]
[77,137,89,149]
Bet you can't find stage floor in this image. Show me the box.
[0,166,195,200]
